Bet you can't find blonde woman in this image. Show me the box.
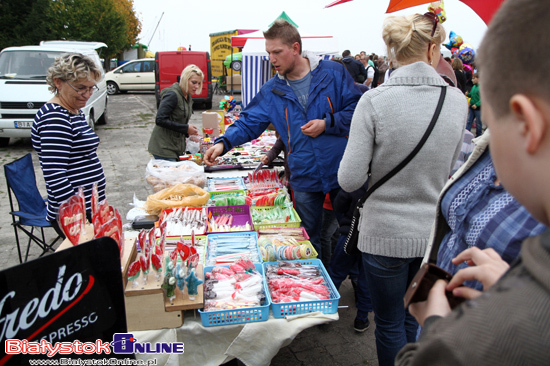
[337,13,468,366]
[148,64,203,161]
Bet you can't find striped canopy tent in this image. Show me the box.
[241,35,339,107]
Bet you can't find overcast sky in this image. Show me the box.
[133,0,487,57]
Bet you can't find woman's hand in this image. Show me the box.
[259,155,270,165]
[188,125,199,135]
[446,247,509,300]
[409,280,452,327]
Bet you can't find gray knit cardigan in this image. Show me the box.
[338,61,468,258]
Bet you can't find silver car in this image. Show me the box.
[105,58,155,95]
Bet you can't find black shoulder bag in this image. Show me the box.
[344,86,447,255]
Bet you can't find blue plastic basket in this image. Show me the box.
[206,231,260,265]
[263,259,340,318]
[199,263,270,327]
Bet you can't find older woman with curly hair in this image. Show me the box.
[31,53,106,237]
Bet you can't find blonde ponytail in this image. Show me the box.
[383,14,445,66]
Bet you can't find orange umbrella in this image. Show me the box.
[325,0,504,25]
[386,0,503,24]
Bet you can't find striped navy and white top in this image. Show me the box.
[31,103,106,222]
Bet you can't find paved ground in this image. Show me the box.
[0,91,378,365]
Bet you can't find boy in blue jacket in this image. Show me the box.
[204,20,361,258]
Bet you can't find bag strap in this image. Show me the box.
[355,86,447,210]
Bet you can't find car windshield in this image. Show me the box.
[0,51,62,79]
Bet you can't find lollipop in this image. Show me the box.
[185,268,203,300]
[127,260,141,287]
[152,253,163,281]
[139,252,151,284]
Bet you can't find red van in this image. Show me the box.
[155,50,213,109]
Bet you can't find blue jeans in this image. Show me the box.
[330,234,372,320]
[152,154,178,162]
[362,253,422,366]
[466,108,482,137]
[320,208,339,268]
[293,189,341,261]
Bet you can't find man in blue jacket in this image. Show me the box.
[204,20,361,257]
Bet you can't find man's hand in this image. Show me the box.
[188,125,199,135]
[447,247,509,300]
[301,119,325,138]
[259,155,270,165]
[204,142,224,166]
[471,105,477,110]
[409,280,452,327]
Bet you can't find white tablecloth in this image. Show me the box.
[134,311,338,366]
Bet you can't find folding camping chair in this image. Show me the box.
[4,153,62,263]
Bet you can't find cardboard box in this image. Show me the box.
[202,110,224,138]
[225,74,242,91]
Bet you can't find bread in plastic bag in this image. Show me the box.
[145,183,210,215]
[186,135,201,154]
[146,159,206,192]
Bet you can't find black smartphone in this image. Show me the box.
[404,263,466,309]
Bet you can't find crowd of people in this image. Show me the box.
[31,0,550,364]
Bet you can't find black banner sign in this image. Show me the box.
[0,237,129,364]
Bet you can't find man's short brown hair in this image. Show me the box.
[477,0,550,118]
[264,20,302,54]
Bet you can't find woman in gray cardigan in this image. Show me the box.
[337,13,468,366]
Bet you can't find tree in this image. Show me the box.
[0,0,141,61]
[0,0,53,51]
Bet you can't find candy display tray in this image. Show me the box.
[263,259,340,318]
[198,263,270,327]
[251,206,301,230]
[206,231,260,265]
[207,204,254,234]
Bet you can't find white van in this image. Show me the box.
[0,41,108,147]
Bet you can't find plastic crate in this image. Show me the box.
[251,206,301,230]
[263,259,340,318]
[199,263,270,327]
[158,207,207,236]
[208,177,246,191]
[208,190,247,207]
[207,205,254,233]
[256,226,310,241]
[206,231,260,265]
[258,239,318,262]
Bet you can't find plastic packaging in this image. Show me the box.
[146,159,206,192]
[144,183,210,215]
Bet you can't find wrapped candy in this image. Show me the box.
[57,194,86,245]
[151,253,163,281]
[185,268,203,300]
[127,260,141,288]
[139,252,150,284]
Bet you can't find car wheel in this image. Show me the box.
[106,81,119,95]
[97,99,108,125]
[0,137,9,147]
[88,111,96,131]
[230,61,242,71]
